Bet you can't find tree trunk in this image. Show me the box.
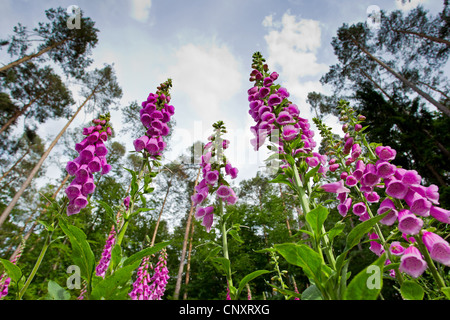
[173,167,201,300]
[0,38,71,73]
[351,38,450,117]
[8,173,70,262]
[183,216,196,300]
[392,29,450,46]
[0,80,102,228]
[150,179,172,247]
[0,146,30,184]
[0,96,39,135]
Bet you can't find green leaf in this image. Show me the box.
[274,243,324,285]
[441,287,450,300]
[268,174,294,190]
[304,163,321,183]
[211,257,231,278]
[46,280,70,300]
[37,220,54,232]
[91,260,140,300]
[328,221,345,242]
[58,218,95,284]
[305,205,328,240]
[229,229,244,244]
[400,280,424,300]
[204,246,222,262]
[344,253,386,300]
[345,211,389,252]
[97,200,116,224]
[110,244,122,270]
[122,241,170,267]
[0,258,22,283]
[301,285,323,300]
[236,270,270,299]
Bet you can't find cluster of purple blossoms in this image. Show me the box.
[65,117,112,216]
[133,80,174,157]
[247,52,327,176]
[192,124,238,232]
[321,115,450,279]
[129,250,169,300]
[95,225,116,278]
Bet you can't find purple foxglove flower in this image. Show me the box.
[282,125,299,141]
[343,137,353,155]
[345,175,358,187]
[87,131,100,144]
[101,163,112,175]
[124,196,130,210]
[430,206,450,224]
[369,232,385,256]
[364,191,380,203]
[351,143,362,158]
[151,110,163,120]
[202,210,215,233]
[306,156,319,168]
[401,170,421,186]
[134,135,150,152]
[277,87,290,99]
[95,226,116,278]
[75,164,90,184]
[361,172,381,187]
[320,180,350,194]
[270,71,279,80]
[146,138,159,154]
[65,182,82,201]
[422,232,450,266]
[287,104,299,116]
[425,184,440,205]
[82,177,96,195]
[377,198,398,226]
[80,144,96,162]
[329,163,339,172]
[375,146,397,161]
[353,202,367,216]
[398,209,423,235]
[205,170,219,185]
[376,161,396,179]
[276,111,294,126]
[390,241,405,256]
[267,94,282,107]
[95,141,108,157]
[404,190,431,217]
[73,195,88,209]
[259,86,270,99]
[83,126,95,136]
[263,77,273,87]
[67,202,82,216]
[261,111,276,123]
[337,197,352,217]
[399,246,427,278]
[354,124,362,132]
[385,179,408,199]
[226,188,238,205]
[66,157,82,176]
[140,113,152,127]
[217,185,232,198]
[191,192,207,207]
[88,157,102,173]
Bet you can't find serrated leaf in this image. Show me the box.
[46,280,70,300]
[344,253,386,300]
[122,241,170,267]
[0,258,22,283]
[400,280,424,300]
[236,270,270,299]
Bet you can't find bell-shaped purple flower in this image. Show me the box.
[399,246,427,278]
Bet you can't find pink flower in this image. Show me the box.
[385,179,408,199]
[369,232,385,256]
[282,125,299,141]
[375,146,397,161]
[205,170,219,186]
[399,246,427,278]
[430,206,450,224]
[320,180,350,194]
[389,241,405,256]
[422,232,450,266]
[398,209,423,235]
[353,202,367,217]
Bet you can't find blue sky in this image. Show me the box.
[0,0,444,184]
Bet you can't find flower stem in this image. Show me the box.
[219,198,233,293]
[414,233,447,290]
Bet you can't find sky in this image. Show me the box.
[0,0,444,186]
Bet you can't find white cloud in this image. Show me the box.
[263,11,328,108]
[164,42,243,128]
[130,0,152,22]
